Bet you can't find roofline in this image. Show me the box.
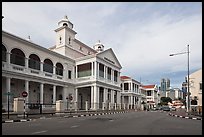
[2,30,75,63]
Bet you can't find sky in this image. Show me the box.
[2,2,202,89]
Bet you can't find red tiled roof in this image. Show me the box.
[120,76,131,79]
[142,85,155,89]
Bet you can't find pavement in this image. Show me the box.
[2,108,202,123]
[2,109,135,123]
[168,108,202,121]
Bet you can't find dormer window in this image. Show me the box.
[79,46,83,51]
[88,51,91,55]
[63,23,68,27]
[68,37,71,45]
[59,36,62,44]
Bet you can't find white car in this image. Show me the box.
[171,107,176,111]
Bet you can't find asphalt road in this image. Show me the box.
[2,111,202,135]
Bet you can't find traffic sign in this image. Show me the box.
[22,91,28,97]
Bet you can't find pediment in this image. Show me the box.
[97,48,122,69]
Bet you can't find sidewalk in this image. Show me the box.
[169,108,202,120]
[2,109,136,123]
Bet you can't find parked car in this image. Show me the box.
[162,106,170,111]
[171,106,176,111]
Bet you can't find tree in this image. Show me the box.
[160,97,172,105]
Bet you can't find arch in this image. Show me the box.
[56,62,63,76]
[29,54,40,70]
[43,58,53,73]
[10,48,25,66]
[2,43,7,62]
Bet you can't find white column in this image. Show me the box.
[111,90,114,109]
[40,83,44,105]
[97,62,99,78]
[91,62,94,77]
[40,61,43,72]
[94,61,97,79]
[6,77,11,111]
[117,72,120,83]
[117,91,121,104]
[75,65,78,78]
[6,52,10,64]
[63,63,68,80]
[53,85,56,104]
[93,85,99,110]
[91,86,94,109]
[104,66,106,79]
[129,83,131,92]
[25,57,29,69]
[75,88,78,110]
[53,66,56,75]
[63,86,68,110]
[25,80,29,108]
[152,90,154,102]
[111,69,113,81]
[103,88,107,103]
[105,66,108,80]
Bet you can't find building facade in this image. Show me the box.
[120,76,142,109]
[2,15,122,111]
[141,85,158,109]
[188,68,202,113]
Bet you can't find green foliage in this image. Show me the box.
[160,97,172,104]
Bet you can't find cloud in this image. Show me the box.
[2,2,202,88]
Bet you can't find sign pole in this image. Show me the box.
[7,92,9,119]
[24,98,26,119]
[22,91,28,119]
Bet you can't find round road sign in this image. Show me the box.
[22,91,28,97]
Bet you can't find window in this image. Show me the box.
[77,63,91,78]
[79,46,83,51]
[124,83,129,90]
[68,70,72,79]
[99,63,104,78]
[59,36,62,44]
[114,70,118,82]
[107,67,111,80]
[147,90,151,96]
[68,37,71,45]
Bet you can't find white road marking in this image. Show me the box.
[31,130,47,134]
[70,125,79,128]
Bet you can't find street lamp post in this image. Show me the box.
[169,45,190,113]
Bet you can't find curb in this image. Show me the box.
[64,111,129,118]
[169,113,202,121]
[2,119,32,123]
[2,110,135,123]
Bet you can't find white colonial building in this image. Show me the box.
[140,85,159,109]
[120,76,142,109]
[2,15,122,111]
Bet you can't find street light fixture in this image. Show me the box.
[169,45,190,113]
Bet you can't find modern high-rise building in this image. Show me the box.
[160,78,170,92]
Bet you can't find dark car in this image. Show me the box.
[162,106,170,111]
